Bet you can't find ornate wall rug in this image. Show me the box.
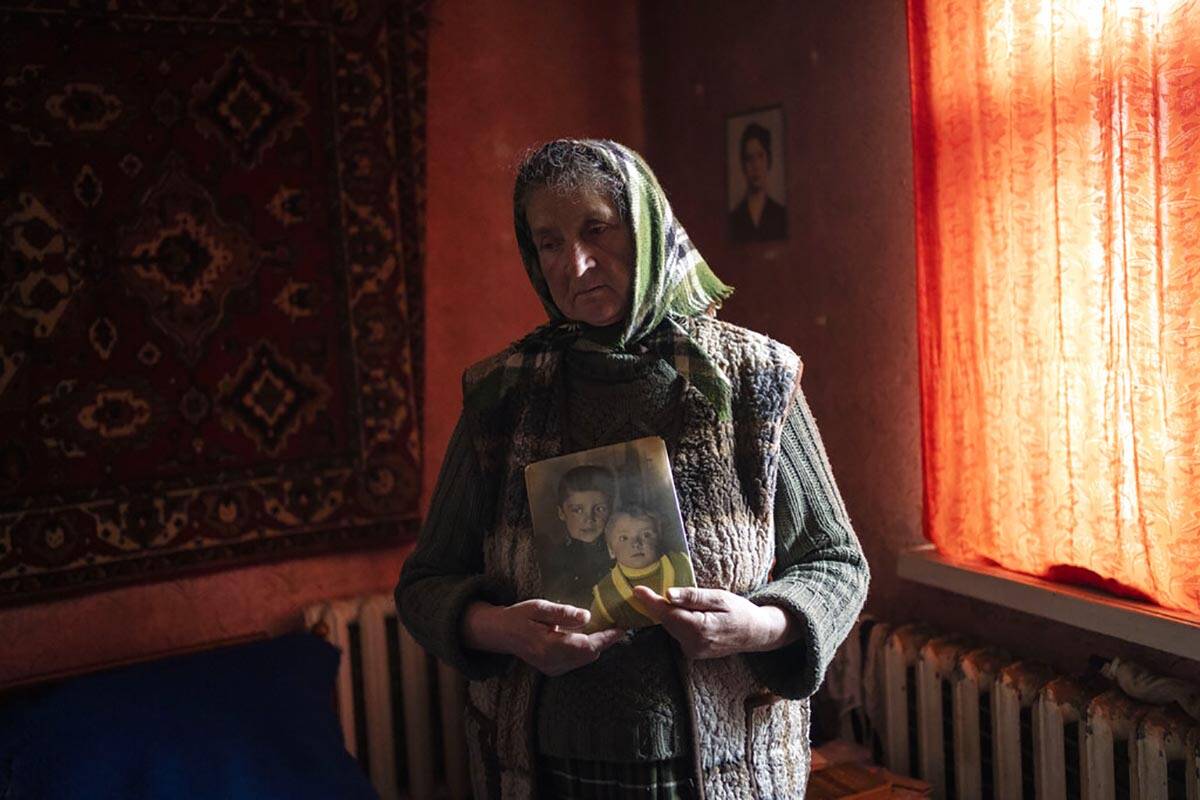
[0,0,427,604]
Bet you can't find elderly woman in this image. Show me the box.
[397,140,867,799]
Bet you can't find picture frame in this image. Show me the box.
[726,104,788,242]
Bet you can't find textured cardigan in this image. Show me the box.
[396,316,868,798]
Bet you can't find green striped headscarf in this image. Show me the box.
[470,140,736,420]
[514,140,733,347]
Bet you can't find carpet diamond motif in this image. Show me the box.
[191,48,309,167]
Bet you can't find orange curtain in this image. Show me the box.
[908,0,1200,616]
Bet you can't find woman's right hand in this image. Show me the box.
[461,599,624,676]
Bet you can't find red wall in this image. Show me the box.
[0,0,643,686]
[421,0,644,506]
[0,551,406,685]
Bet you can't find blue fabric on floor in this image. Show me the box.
[0,633,378,799]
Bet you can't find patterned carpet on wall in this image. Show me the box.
[0,0,427,605]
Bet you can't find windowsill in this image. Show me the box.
[897,544,1200,661]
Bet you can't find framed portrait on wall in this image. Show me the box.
[726,105,787,243]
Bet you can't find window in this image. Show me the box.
[908,0,1200,616]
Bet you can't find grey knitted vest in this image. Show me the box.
[461,315,809,800]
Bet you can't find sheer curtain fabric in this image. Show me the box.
[908,0,1200,615]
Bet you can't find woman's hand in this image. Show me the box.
[462,600,625,676]
[632,585,799,660]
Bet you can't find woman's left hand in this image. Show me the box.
[632,585,798,660]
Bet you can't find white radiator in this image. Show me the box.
[305,593,470,800]
[865,622,1200,800]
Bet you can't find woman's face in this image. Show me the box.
[525,186,633,327]
[741,138,770,193]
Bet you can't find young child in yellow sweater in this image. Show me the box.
[586,505,694,631]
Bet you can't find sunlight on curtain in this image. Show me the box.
[908,0,1200,615]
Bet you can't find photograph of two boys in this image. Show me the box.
[525,437,696,632]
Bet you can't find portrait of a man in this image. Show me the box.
[727,107,787,242]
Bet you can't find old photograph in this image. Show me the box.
[726,105,788,242]
[524,437,695,630]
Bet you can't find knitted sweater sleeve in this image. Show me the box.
[744,387,870,699]
[394,414,515,680]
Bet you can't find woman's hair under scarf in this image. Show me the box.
[467,139,737,421]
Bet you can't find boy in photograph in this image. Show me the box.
[541,465,617,609]
[586,505,694,631]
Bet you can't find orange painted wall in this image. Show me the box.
[421,0,644,506]
[0,0,642,686]
[0,551,406,685]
